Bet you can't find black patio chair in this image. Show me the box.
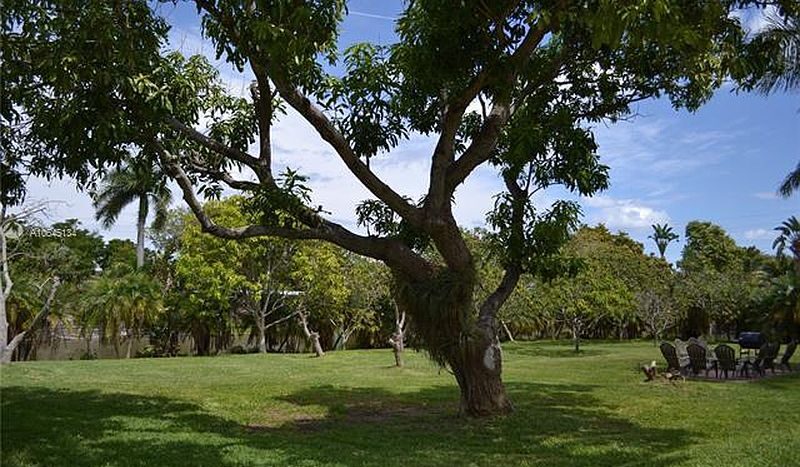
[779,340,797,372]
[687,343,715,377]
[713,344,738,379]
[660,342,687,375]
[752,342,781,377]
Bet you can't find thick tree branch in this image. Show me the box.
[165,117,266,176]
[440,16,559,196]
[444,101,512,193]
[478,170,528,325]
[250,62,274,181]
[185,156,262,191]
[269,72,422,225]
[478,265,521,325]
[155,144,434,279]
[264,310,299,330]
[424,21,548,273]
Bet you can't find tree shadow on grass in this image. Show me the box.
[1,381,694,467]
[0,387,243,467]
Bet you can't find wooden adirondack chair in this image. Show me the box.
[660,342,686,375]
[713,344,737,379]
[686,343,714,377]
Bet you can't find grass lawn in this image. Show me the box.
[1,340,798,466]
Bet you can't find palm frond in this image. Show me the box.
[92,158,173,230]
[753,14,800,94]
[778,161,800,198]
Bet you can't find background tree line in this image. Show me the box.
[5,196,797,362]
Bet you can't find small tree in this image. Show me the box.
[83,268,164,358]
[290,242,349,357]
[637,290,677,345]
[388,302,407,367]
[0,203,61,364]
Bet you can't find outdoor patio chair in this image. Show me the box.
[660,342,687,375]
[778,340,797,372]
[686,343,715,377]
[752,342,781,377]
[713,344,738,379]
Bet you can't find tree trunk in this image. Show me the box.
[194,326,211,356]
[298,310,324,357]
[126,336,133,359]
[395,269,513,417]
[278,331,290,353]
[136,195,148,269]
[257,320,267,353]
[572,326,580,353]
[0,211,13,364]
[447,328,513,417]
[501,320,515,342]
[389,304,405,367]
[392,338,404,367]
[0,284,9,364]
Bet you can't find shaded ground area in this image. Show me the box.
[2,341,798,466]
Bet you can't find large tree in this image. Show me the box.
[6,0,797,415]
[676,221,761,337]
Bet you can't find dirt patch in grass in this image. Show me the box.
[245,401,445,433]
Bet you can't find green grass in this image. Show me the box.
[2,341,798,466]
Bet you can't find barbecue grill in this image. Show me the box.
[737,332,764,356]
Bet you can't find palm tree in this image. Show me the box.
[770,216,800,337]
[649,223,679,259]
[83,269,164,358]
[774,216,800,272]
[92,158,171,268]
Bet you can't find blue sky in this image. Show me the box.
[28,1,798,264]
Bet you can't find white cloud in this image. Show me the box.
[581,195,670,231]
[744,228,773,241]
[754,191,779,200]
